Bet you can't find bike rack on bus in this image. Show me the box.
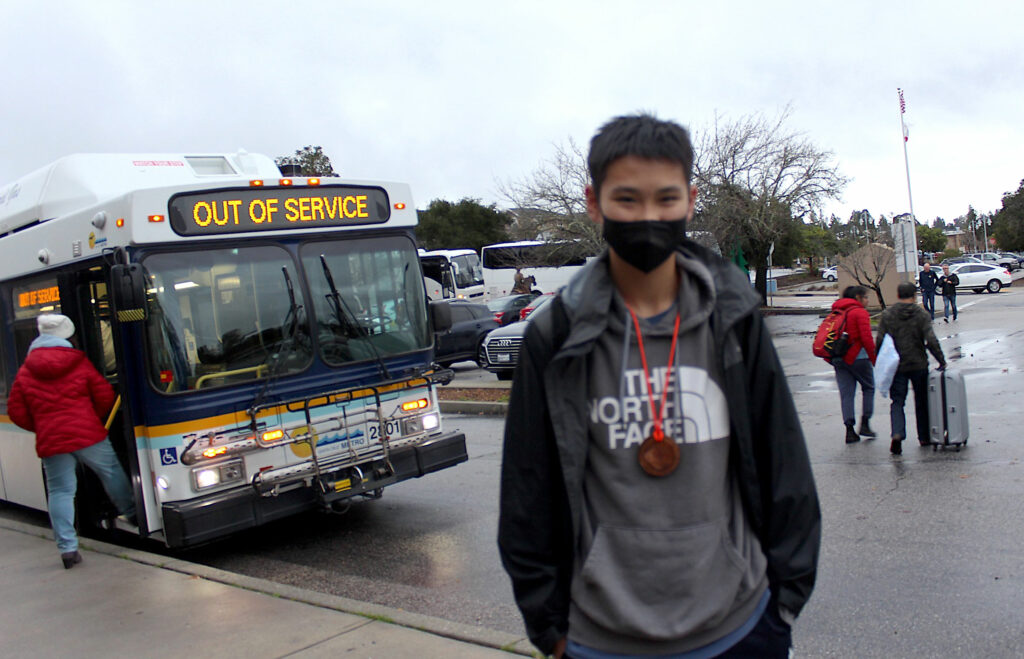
[247,369,451,507]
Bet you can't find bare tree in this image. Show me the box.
[497,138,602,258]
[693,107,849,300]
[841,242,895,309]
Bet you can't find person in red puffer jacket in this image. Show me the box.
[830,286,878,444]
[7,313,135,569]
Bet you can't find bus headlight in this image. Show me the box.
[402,412,440,436]
[191,459,245,492]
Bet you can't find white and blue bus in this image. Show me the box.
[480,240,595,299]
[418,248,484,301]
[0,153,466,547]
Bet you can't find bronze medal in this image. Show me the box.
[638,434,680,477]
[626,306,682,478]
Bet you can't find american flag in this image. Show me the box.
[898,88,906,114]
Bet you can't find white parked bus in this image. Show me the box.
[480,240,596,299]
[418,248,484,301]
[0,153,466,548]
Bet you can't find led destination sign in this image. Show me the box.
[168,185,390,236]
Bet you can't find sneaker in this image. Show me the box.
[845,424,860,444]
[890,435,904,455]
[943,317,949,324]
[858,417,877,438]
[61,550,82,569]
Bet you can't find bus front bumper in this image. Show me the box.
[161,431,467,548]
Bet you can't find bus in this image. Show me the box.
[0,153,467,548]
[418,248,484,301]
[480,240,596,299]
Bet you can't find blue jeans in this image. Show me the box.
[943,294,957,320]
[41,439,134,553]
[889,369,929,443]
[835,358,875,425]
[921,289,936,319]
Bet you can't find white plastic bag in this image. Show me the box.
[875,334,899,398]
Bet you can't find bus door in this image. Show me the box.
[64,265,144,530]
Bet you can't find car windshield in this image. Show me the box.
[487,295,528,312]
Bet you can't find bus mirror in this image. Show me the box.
[429,300,452,334]
[110,263,149,322]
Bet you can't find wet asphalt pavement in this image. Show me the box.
[4,284,1023,657]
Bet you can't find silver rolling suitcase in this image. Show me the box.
[927,369,969,450]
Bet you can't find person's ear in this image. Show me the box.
[686,185,698,220]
[585,185,602,225]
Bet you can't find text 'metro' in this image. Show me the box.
[168,185,390,236]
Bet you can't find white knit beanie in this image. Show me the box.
[37,313,75,339]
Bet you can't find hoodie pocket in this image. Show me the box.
[572,521,754,640]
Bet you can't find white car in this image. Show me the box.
[949,262,1013,293]
[821,266,837,282]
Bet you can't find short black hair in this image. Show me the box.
[897,282,917,299]
[842,285,868,300]
[588,113,694,196]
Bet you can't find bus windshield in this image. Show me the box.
[301,236,429,366]
[142,245,313,392]
[450,253,483,288]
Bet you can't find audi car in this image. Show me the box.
[481,294,555,380]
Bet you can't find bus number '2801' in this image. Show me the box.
[368,420,402,441]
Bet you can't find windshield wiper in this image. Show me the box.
[319,254,391,380]
[247,266,305,422]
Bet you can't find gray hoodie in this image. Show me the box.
[568,253,768,655]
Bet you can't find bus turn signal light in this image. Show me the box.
[402,399,429,412]
[148,214,165,223]
[202,446,227,459]
[262,429,284,443]
[394,202,406,210]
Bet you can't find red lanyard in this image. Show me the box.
[626,307,680,442]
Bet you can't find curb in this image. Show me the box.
[0,517,536,657]
[761,307,829,316]
[439,400,509,416]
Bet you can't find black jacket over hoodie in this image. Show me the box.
[497,242,821,655]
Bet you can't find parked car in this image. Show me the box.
[519,292,555,321]
[969,252,1017,271]
[481,295,556,380]
[940,256,982,267]
[949,262,1013,293]
[821,266,837,282]
[486,293,540,326]
[996,252,1022,271]
[433,301,499,367]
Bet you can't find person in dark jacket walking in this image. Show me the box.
[919,262,938,319]
[498,114,820,659]
[937,264,959,322]
[875,283,947,455]
[7,314,135,569]
[831,286,878,444]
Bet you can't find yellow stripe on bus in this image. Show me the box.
[133,377,433,438]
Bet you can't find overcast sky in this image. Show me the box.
[3,1,1022,225]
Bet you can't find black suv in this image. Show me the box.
[434,301,499,367]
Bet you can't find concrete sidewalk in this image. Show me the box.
[0,519,533,657]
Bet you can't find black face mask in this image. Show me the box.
[602,217,687,273]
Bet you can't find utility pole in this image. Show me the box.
[897,89,919,282]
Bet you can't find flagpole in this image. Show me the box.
[898,88,919,281]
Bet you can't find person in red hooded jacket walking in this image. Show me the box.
[7,313,135,569]
[831,286,878,444]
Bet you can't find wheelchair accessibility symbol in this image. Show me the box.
[159,447,178,465]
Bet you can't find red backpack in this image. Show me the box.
[812,307,851,363]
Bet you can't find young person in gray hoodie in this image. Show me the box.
[498,114,821,658]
